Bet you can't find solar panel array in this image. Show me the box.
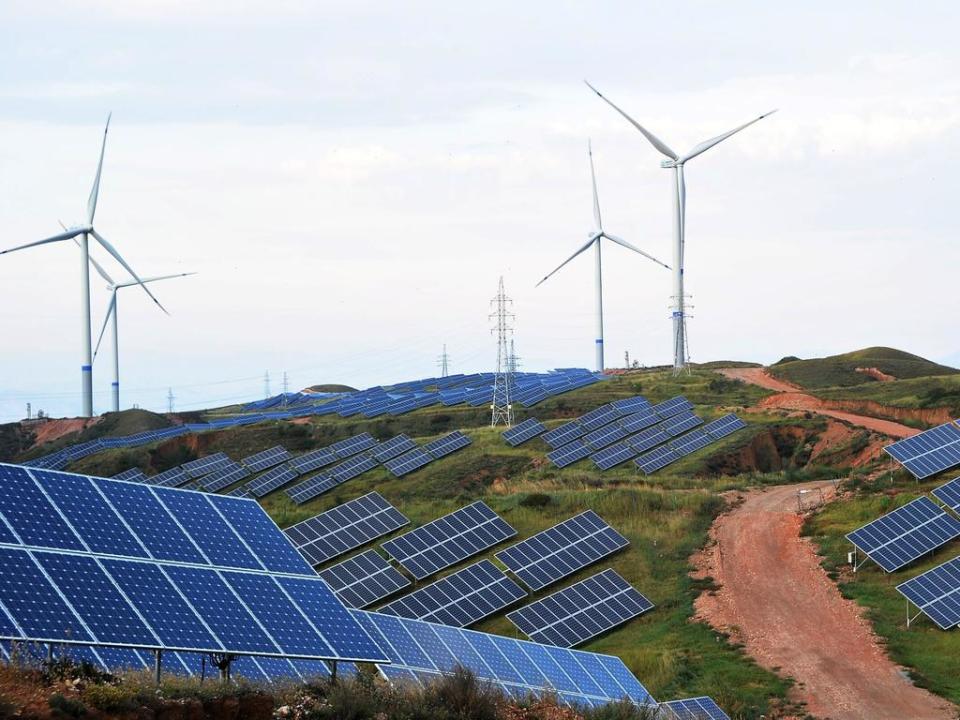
[506,569,653,647]
[846,497,960,572]
[384,448,434,477]
[289,448,337,474]
[371,435,418,462]
[0,463,386,664]
[318,550,412,609]
[181,452,231,479]
[423,431,472,459]
[896,555,960,630]
[330,433,378,459]
[351,609,657,710]
[658,697,730,719]
[379,560,526,627]
[284,492,410,566]
[933,477,960,513]
[112,468,147,482]
[286,472,343,505]
[198,461,250,492]
[884,421,960,479]
[245,464,300,497]
[151,466,191,488]
[382,501,517,579]
[502,418,548,447]
[242,446,292,473]
[496,511,629,591]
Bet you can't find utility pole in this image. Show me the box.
[167,388,175,413]
[507,339,522,375]
[264,371,271,399]
[282,371,289,407]
[490,276,515,427]
[438,344,450,378]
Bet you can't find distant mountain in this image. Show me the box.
[767,347,958,389]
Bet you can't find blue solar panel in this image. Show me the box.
[702,413,747,440]
[847,496,960,572]
[382,502,516,579]
[150,466,191,488]
[542,423,582,449]
[285,472,340,504]
[198,462,250,492]
[423,431,472,459]
[245,464,300,497]
[590,442,638,470]
[371,435,418,462]
[583,422,628,451]
[896,555,960,629]
[507,569,653,647]
[181,453,231,479]
[933,477,960,513]
[619,410,659,433]
[318,550,411,608]
[670,428,713,457]
[330,433,378,459]
[611,396,651,414]
[112,468,147,483]
[659,697,730,719]
[289,448,337,474]
[329,454,379,482]
[884,422,960,479]
[625,426,671,454]
[496,511,629,591]
[635,445,681,474]
[242,446,292,473]
[651,396,694,419]
[0,465,84,550]
[502,418,548,446]
[547,439,591,468]
[661,412,703,437]
[384,448,434,477]
[577,405,621,432]
[379,560,526,627]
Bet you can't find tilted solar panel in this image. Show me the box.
[578,405,621,432]
[245,464,300,498]
[619,410,660,433]
[384,448,434,477]
[702,413,747,440]
[661,412,703,437]
[288,448,337,474]
[330,432,378,459]
[283,492,410,566]
[590,442,638,470]
[635,445,681,474]
[423,431,472,459]
[379,560,526,627]
[502,418,548,446]
[285,472,340,505]
[496,511,629,591]
[670,429,713,457]
[625,427,671,455]
[198,461,251,492]
[329,454,379,482]
[611,396,651,414]
[506,569,653,647]
[382,501,516,579]
[658,696,730,719]
[896,555,960,630]
[651,396,694,419]
[181,453,231,479]
[932,477,960,514]
[241,446,292,473]
[149,466,191,488]
[318,550,412,609]
[547,439,591,468]
[542,422,583,449]
[846,496,960,572]
[371,435,418,462]
[112,468,147,483]
[884,422,960,479]
[583,422,628,451]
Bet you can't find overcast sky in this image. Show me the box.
[1,1,958,422]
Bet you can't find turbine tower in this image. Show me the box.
[537,142,669,373]
[85,248,194,412]
[585,82,776,373]
[0,115,166,416]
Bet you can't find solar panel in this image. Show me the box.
[330,433,378,459]
[285,472,340,505]
[651,396,694,419]
[181,453,231,479]
[590,442,637,471]
[502,418,548,446]
[382,501,517,579]
[379,560,526,627]
[241,446,292,473]
[846,496,960,572]
[0,464,386,664]
[227,486,253,498]
[635,445,681,474]
[578,405,621,432]
[288,448,337,474]
[284,492,410,566]
[933,477,960,513]
[619,410,659,433]
[371,435,418,462]
[112,468,147,483]
[670,429,713,458]
[702,413,747,440]
[625,426,671,454]
[496,511,629,591]
[658,697,730,719]
[884,422,960,479]
[506,569,653,647]
[661,412,703,437]
[611,396,651,414]
[245,464,300,498]
[350,610,656,709]
[423,431,472,459]
[547,439,591,468]
[198,461,251,492]
[896,555,960,630]
[542,422,582,449]
[384,448,434,477]
[583,422,628,451]
[318,550,412,609]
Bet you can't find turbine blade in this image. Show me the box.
[602,233,671,270]
[0,227,85,255]
[588,140,602,231]
[87,113,111,224]
[535,235,600,288]
[681,109,778,163]
[90,229,169,315]
[69,228,115,285]
[584,80,678,161]
[94,291,116,360]
[114,271,197,289]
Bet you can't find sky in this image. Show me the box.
[1,1,958,422]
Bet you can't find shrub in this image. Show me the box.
[519,492,552,509]
[421,666,501,720]
[48,693,86,718]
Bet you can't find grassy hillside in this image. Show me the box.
[768,347,957,389]
[815,374,960,417]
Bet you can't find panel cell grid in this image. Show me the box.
[932,477,960,514]
[382,502,516,579]
[371,435,418,463]
[651,396,694,419]
[496,511,629,591]
[661,412,703,437]
[896,555,960,629]
[619,410,659,434]
[542,423,583,450]
[635,445,681,474]
[112,468,147,483]
[884,422,960,480]
[670,429,713,457]
[702,414,747,440]
[577,405,621,432]
[502,418,548,447]
[506,569,653,647]
[583,422,628,451]
[547,439,591,468]
[318,550,411,608]
[379,560,526,627]
[246,464,300,498]
[242,446,292,473]
[384,448,434,477]
[151,467,191,488]
[658,697,730,719]
[181,453,231,479]
[286,473,339,505]
[199,462,251,492]
[330,433,378,459]
[610,396,651,414]
[590,442,638,471]
[625,427,670,455]
[288,448,337,474]
[846,496,960,572]
[330,454,379,482]
[423,431,472,459]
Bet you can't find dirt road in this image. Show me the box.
[694,482,956,720]
[717,367,919,439]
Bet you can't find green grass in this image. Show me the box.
[768,347,957,390]
[804,477,960,703]
[815,374,960,417]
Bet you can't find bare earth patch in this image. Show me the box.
[691,482,956,720]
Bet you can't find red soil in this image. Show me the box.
[856,367,897,382]
[718,367,802,393]
[29,417,99,446]
[692,483,956,720]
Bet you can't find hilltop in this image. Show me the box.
[768,346,957,389]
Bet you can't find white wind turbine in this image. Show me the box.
[81,245,194,413]
[0,114,165,416]
[536,141,670,373]
[585,81,776,373]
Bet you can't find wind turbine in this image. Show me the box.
[0,114,165,416]
[584,81,776,373]
[536,141,670,373]
[81,245,194,413]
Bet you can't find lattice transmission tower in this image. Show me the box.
[438,344,450,378]
[490,276,515,427]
